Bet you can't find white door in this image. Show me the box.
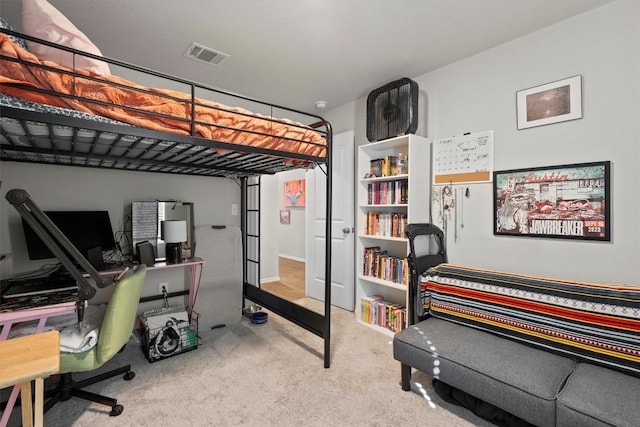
[305,130,355,311]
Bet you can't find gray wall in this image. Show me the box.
[0,162,241,317]
[327,0,639,285]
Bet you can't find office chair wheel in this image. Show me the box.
[110,404,124,416]
[124,371,135,381]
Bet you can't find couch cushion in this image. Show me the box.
[394,317,576,427]
[557,362,640,427]
[424,264,640,376]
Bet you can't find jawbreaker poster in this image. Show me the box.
[494,162,610,241]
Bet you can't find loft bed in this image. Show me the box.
[0,28,334,367]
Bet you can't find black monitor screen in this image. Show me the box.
[22,211,116,260]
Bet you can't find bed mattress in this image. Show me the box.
[0,32,326,161]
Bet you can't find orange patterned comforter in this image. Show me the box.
[0,33,326,159]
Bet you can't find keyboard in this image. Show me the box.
[2,276,77,298]
[0,287,78,312]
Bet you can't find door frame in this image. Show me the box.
[305,130,354,311]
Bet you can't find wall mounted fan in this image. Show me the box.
[366,78,419,142]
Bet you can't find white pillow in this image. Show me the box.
[22,0,111,76]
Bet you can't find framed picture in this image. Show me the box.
[280,209,290,225]
[516,75,582,130]
[283,179,306,207]
[494,161,610,241]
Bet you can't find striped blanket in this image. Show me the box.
[423,264,640,376]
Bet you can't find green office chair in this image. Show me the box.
[44,265,147,417]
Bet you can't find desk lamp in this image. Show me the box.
[162,220,187,264]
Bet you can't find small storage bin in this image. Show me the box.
[139,307,199,362]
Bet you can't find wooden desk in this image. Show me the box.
[88,258,205,310]
[0,301,76,427]
[0,330,60,427]
[0,259,204,426]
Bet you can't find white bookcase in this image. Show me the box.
[355,134,430,336]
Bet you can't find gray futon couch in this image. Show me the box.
[393,263,640,427]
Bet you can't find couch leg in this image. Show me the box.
[401,364,411,391]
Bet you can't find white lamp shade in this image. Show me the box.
[162,220,187,243]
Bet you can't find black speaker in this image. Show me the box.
[136,241,156,267]
[86,245,104,270]
[366,78,419,142]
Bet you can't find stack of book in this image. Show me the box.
[362,246,408,286]
[369,154,407,177]
[361,295,406,333]
[363,211,407,238]
[367,181,408,205]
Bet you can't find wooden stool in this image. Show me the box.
[0,330,60,427]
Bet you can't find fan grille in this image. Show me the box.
[366,78,418,142]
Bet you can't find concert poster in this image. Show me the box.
[493,161,610,241]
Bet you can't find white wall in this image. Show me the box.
[333,0,640,285]
[276,169,306,261]
[259,174,280,282]
[258,168,306,283]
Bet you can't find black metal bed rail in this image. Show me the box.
[0,28,330,140]
[0,107,326,177]
[0,52,327,156]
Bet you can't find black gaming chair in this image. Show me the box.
[405,223,447,326]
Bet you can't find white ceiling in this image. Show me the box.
[2,0,613,113]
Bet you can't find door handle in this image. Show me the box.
[342,227,353,234]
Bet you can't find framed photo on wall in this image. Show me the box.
[493,161,610,241]
[283,179,306,207]
[516,75,582,130]
[280,209,290,225]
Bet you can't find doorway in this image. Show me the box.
[259,130,354,310]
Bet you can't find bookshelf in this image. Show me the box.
[356,134,430,336]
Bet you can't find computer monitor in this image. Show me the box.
[22,210,117,261]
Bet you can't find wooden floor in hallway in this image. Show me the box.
[261,257,305,301]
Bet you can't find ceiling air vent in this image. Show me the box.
[184,42,229,66]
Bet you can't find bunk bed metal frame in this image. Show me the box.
[0,29,334,367]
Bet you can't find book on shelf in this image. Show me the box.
[397,153,407,175]
[368,155,408,178]
[360,295,406,333]
[370,159,383,177]
[362,246,408,286]
[363,211,407,238]
[383,156,397,177]
[367,180,408,205]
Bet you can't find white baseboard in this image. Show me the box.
[279,254,306,263]
[261,276,280,284]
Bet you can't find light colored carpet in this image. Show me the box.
[6,300,492,426]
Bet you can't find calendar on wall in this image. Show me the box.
[432,130,494,184]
